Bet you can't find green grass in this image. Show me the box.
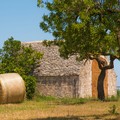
[34,95,90,105]
[104,90,120,102]
[58,97,90,105]
[0,95,120,119]
[34,95,57,102]
[117,90,120,97]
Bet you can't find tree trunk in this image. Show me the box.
[97,69,106,100]
[90,55,115,100]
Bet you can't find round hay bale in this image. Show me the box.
[0,73,26,104]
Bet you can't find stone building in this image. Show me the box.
[23,41,117,99]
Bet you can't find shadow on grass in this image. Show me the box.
[29,114,119,120]
[29,116,82,120]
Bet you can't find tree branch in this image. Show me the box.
[96,55,116,70]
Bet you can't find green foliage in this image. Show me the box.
[42,40,64,47]
[23,75,36,99]
[37,0,43,7]
[105,95,119,102]
[0,37,43,99]
[39,0,120,60]
[105,90,120,102]
[34,95,90,105]
[34,95,57,102]
[117,89,120,98]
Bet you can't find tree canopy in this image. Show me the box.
[38,0,120,69]
[0,37,43,99]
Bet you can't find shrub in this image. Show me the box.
[23,75,36,99]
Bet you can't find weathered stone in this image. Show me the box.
[23,41,117,98]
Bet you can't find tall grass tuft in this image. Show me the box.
[108,104,119,115]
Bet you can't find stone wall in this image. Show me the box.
[23,41,117,98]
[78,60,92,98]
[108,69,117,97]
[36,60,93,98]
[23,41,84,76]
[36,75,79,98]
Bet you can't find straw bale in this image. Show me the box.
[0,73,26,104]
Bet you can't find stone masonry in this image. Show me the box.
[23,41,117,98]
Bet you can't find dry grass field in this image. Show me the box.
[0,96,120,120]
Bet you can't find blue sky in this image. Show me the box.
[0,0,54,47]
[0,0,120,86]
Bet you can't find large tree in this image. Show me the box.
[38,0,120,100]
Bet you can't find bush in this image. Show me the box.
[23,75,36,99]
